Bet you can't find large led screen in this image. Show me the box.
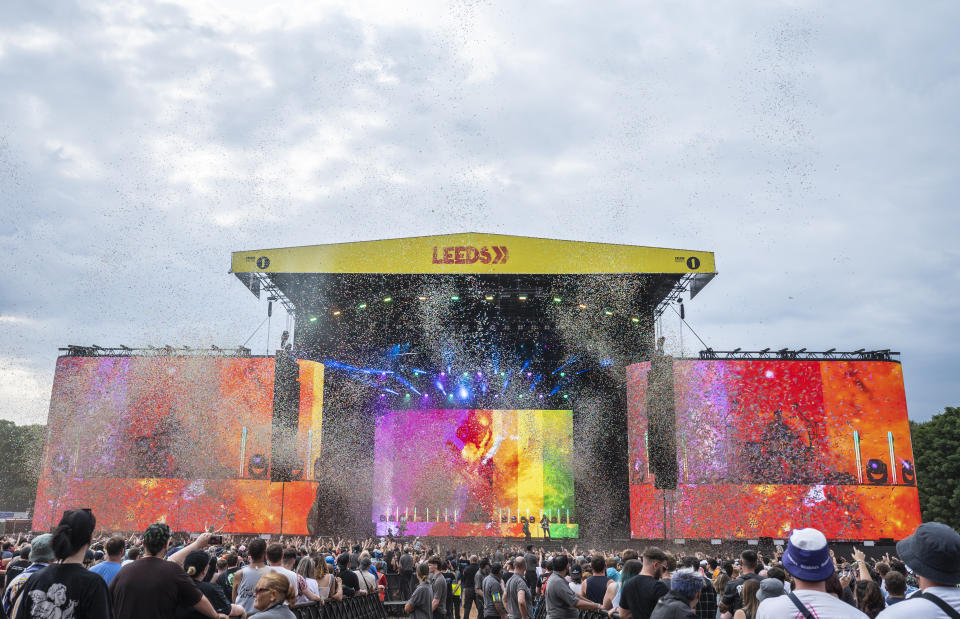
[627,359,921,540]
[33,356,323,534]
[373,409,578,538]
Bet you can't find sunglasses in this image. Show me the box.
[254,588,273,595]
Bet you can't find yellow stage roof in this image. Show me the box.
[231,233,716,276]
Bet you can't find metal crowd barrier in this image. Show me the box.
[291,595,389,619]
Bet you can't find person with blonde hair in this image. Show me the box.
[251,571,296,618]
[314,556,342,602]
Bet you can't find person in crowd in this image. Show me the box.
[482,562,506,619]
[504,557,532,619]
[337,551,362,597]
[178,550,245,619]
[721,551,762,614]
[618,548,670,619]
[474,558,491,619]
[756,528,868,619]
[523,546,540,596]
[355,556,379,596]
[314,555,341,602]
[569,562,584,596]
[545,555,606,619]
[406,563,435,619]
[883,571,907,606]
[270,546,301,601]
[583,555,610,604]
[233,538,270,614]
[650,570,703,619]
[611,559,643,610]
[731,579,759,619]
[216,553,242,603]
[13,509,112,619]
[854,580,885,619]
[2,534,53,617]
[400,548,416,601]
[753,579,783,607]
[679,556,716,619]
[250,571,296,619]
[122,545,140,566]
[443,558,460,619]
[462,555,481,619]
[4,545,30,588]
[379,560,391,603]
[110,523,226,619]
[428,556,449,619]
[294,556,320,605]
[877,522,960,618]
[90,535,126,585]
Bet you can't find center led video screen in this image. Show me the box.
[33,355,323,534]
[373,409,578,538]
[627,359,921,540]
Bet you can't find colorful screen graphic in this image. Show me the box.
[33,356,323,534]
[373,409,577,538]
[627,359,921,540]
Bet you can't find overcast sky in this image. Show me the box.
[1,1,957,426]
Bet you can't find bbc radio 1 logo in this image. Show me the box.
[246,256,271,269]
[675,256,701,270]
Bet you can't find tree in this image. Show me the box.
[0,421,46,512]
[910,407,960,530]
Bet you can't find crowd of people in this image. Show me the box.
[0,511,957,619]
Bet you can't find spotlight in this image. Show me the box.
[358,303,367,309]
[247,454,269,479]
[332,310,341,316]
[518,295,527,301]
[866,459,888,484]
[578,304,587,309]
[901,460,916,485]
[418,296,427,301]
[383,297,392,303]
[485,295,494,301]
[553,297,562,303]
[451,295,460,301]
[604,310,613,316]
[631,317,640,323]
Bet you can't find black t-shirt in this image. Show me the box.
[462,564,480,588]
[215,566,242,602]
[720,573,762,612]
[5,559,31,588]
[13,563,112,619]
[340,566,361,594]
[618,574,668,619]
[176,580,231,619]
[110,556,203,619]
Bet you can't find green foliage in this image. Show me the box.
[911,407,960,530]
[0,421,46,512]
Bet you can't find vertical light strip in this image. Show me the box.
[240,426,247,478]
[888,431,897,484]
[853,431,862,484]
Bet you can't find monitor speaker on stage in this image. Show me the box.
[647,355,678,489]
